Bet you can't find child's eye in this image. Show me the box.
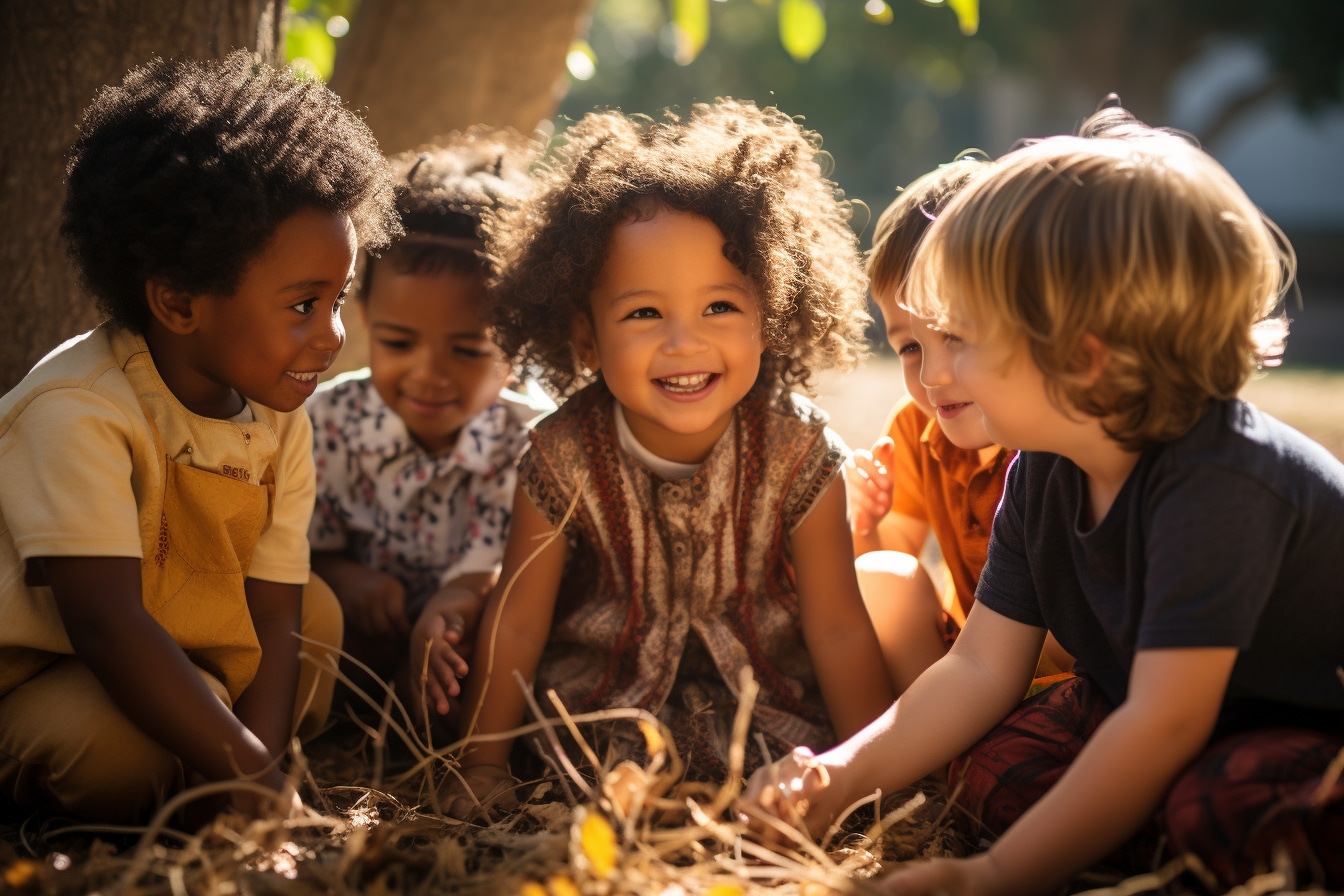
[453,345,492,360]
[377,339,411,352]
[895,340,921,356]
[292,298,318,315]
[626,307,660,320]
[705,300,739,315]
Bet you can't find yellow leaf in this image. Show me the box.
[946,0,979,35]
[579,809,619,878]
[519,884,548,896]
[863,0,894,25]
[779,0,826,62]
[705,885,746,896]
[547,874,581,896]
[671,0,710,64]
[637,718,666,756]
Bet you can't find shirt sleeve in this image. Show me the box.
[1138,464,1295,650]
[1,388,144,560]
[971,452,1045,627]
[248,409,314,585]
[886,398,931,523]
[305,394,350,552]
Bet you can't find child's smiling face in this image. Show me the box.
[876,289,993,452]
[581,207,763,464]
[173,207,355,416]
[363,264,510,455]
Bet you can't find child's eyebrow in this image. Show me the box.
[370,321,490,341]
[277,276,351,294]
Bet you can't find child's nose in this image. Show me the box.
[312,308,345,354]
[411,349,453,386]
[920,351,954,387]
[661,318,707,355]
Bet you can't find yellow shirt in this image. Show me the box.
[0,325,314,696]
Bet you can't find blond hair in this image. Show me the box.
[907,114,1295,450]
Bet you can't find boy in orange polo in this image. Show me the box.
[847,158,1071,693]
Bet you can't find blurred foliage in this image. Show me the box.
[285,0,359,80]
[557,0,1344,241]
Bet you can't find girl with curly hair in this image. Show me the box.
[444,100,894,816]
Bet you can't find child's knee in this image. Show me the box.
[294,574,343,737]
[855,551,941,626]
[0,658,181,823]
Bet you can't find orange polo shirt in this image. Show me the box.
[883,396,1013,626]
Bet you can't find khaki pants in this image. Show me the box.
[0,576,341,823]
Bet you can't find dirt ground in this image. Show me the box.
[814,356,1344,462]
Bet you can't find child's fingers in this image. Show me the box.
[871,436,896,468]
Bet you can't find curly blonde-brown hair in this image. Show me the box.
[906,106,1296,450]
[482,99,870,398]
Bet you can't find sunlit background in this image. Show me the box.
[287,0,1344,369]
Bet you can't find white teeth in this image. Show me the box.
[659,373,711,392]
[287,371,318,382]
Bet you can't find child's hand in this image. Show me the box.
[845,437,896,537]
[408,586,486,716]
[440,764,519,821]
[736,746,840,841]
[876,853,1002,896]
[343,567,411,639]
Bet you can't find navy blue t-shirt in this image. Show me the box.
[976,400,1344,728]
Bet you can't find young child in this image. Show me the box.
[741,106,1344,891]
[444,100,896,815]
[847,159,1071,694]
[307,132,552,721]
[0,53,397,823]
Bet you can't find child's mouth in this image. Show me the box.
[937,401,972,418]
[657,373,715,394]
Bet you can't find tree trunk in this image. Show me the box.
[325,0,594,373]
[0,0,284,392]
[330,0,595,154]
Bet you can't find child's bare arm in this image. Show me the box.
[793,480,895,737]
[233,578,302,760]
[740,602,1041,834]
[445,490,567,816]
[408,570,496,716]
[311,550,409,638]
[879,647,1237,896]
[41,557,287,805]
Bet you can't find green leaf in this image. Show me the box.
[946,0,979,36]
[779,0,826,63]
[671,0,710,64]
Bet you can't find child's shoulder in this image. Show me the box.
[1168,398,1344,487]
[1,325,138,433]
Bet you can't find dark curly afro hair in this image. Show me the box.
[361,127,540,299]
[482,99,870,398]
[61,50,400,333]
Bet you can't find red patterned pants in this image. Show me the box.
[947,676,1344,888]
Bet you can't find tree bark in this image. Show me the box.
[324,0,595,373]
[0,0,284,392]
[330,0,596,154]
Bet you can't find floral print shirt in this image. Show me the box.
[307,369,553,615]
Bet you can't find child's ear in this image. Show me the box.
[572,315,600,375]
[145,279,200,335]
[1076,333,1112,385]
